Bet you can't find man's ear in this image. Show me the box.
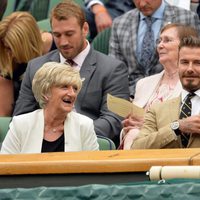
[82,22,89,38]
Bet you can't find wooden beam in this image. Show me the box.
[1,149,200,175]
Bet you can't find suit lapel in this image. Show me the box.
[168,96,194,148]
[49,50,60,62]
[75,48,96,108]
[131,11,140,55]
[169,96,181,122]
[162,3,176,27]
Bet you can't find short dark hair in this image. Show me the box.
[179,36,200,51]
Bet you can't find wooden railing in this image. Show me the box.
[1,148,200,175]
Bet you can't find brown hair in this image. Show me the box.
[50,0,86,28]
[160,23,199,41]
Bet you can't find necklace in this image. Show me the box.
[45,124,64,134]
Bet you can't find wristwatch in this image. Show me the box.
[170,121,181,136]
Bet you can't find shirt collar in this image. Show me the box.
[140,0,166,21]
[181,89,200,102]
[59,40,90,69]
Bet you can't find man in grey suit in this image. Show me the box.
[13,1,130,146]
[109,0,200,97]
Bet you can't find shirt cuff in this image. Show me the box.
[87,0,104,10]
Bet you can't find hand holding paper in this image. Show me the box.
[107,94,145,118]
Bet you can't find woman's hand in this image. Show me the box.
[122,114,144,134]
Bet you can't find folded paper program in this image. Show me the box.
[107,94,144,118]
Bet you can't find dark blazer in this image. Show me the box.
[13,47,130,145]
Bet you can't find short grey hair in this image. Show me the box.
[32,62,82,108]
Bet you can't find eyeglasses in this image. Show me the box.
[156,37,178,45]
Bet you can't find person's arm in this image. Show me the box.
[85,0,112,33]
[131,105,178,149]
[91,3,112,33]
[0,76,14,116]
[94,60,129,145]
[122,114,144,134]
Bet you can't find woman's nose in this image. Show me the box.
[67,86,76,96]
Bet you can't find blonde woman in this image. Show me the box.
[1,62,99,154]
[0,11,43,116]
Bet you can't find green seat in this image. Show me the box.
[0,117,11,142]
[37,18,51,32]
[2,0,16,19]
[92,27,111,55]
[97,135,116,150]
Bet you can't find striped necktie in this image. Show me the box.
[179,93,195,147]
[64,59,75,67]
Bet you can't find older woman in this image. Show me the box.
[120,23,199,150]
[1,62,99,154]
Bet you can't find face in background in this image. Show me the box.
[52,16,89,59]
[178,47,200,92]
[133,0,162,16]
[157,27,180,66]
[46,84,78,114]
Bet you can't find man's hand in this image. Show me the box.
[179,115,200,135]
[91,4,112,33]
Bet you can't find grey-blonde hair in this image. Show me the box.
[32,62,82,108]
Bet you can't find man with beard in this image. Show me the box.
[131,36,200,149]
[13,1,129,146]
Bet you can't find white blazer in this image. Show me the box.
[1,110,99,154]
[133,70,182,108]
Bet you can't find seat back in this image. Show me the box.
[2,0,16,19]
[92,27,111,55]
[0,117,11,142]
[97,135,116,150]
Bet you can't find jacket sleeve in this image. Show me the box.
[131,104,178,149]
[13,61,40,116]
